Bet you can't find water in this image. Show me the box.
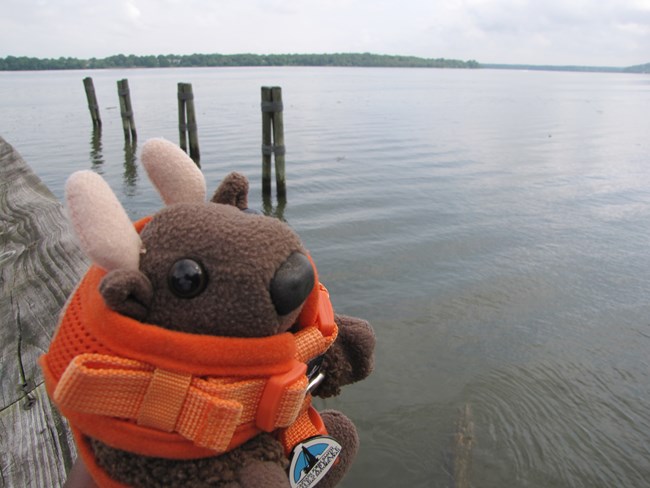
[2,67,650,487]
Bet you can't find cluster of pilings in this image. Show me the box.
[261,86,285,200]
[83,77,287,200]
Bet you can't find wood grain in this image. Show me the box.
[0,136,88,486]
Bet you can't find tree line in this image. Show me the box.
[624,62,650,73]
[0,53,480,71]
[483,63,649,74]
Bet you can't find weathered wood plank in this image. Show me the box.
[0,135,88,486]
[0,385,73,487]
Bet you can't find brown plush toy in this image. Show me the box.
[41,138,375,488]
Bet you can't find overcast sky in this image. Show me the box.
[2,0,649,67]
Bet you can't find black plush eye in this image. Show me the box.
[168,259,208,298]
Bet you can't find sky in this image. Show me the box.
[1,0,649,67]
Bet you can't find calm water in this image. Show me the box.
[2,67,650,487]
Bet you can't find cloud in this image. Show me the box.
[124,0,142,23]
[0,0,647,66]
[404,0,650,65]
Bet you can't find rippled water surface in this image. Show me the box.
[2,67,650,487]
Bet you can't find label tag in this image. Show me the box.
[288,436,342,488]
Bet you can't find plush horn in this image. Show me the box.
[65,170,142,271]
[141,138,206,205]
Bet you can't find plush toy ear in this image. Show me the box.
[141,138,206,205]
[65,171,142,271]
[211,172,249,210]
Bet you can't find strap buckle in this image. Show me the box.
[314,284,336,336]
[256,360,308,432]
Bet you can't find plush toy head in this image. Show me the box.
[67,138,314,337]
[42,138,375,488]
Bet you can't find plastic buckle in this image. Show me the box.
[315,284,336,336]
[256,360,307,432]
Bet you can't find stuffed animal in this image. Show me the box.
[41,138,375,488]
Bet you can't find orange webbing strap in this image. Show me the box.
[137,368,192,430]
[277,322,337,457]
[293,321,338,363]
[54,353,308,454]
[278,406,328,456]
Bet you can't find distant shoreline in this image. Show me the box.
[483,63,648,74]
[0,52,648,74]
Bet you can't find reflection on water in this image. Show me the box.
[90,127,103,169]
[87,129,138,195]
[2,67,650,488]
[263,194,287,221]
[122,140,138,195]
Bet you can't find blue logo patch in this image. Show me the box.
[289,436,342,488]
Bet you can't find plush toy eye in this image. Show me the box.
[168,258,208,298]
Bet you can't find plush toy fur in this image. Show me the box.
[54,138,375,487]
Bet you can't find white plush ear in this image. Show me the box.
[65,171,142,271]
[141,138,206,205]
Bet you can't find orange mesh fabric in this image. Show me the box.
[45,283,113,380]
[40,239,338,461]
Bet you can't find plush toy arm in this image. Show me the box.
[239,462,291,487]
[313,314,376,398]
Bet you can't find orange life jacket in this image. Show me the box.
[40,217,338,487]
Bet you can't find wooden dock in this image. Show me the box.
[0,136,88,487]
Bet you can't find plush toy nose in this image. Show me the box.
[270,252,315,316]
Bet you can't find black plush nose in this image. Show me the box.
[270,252,315,316]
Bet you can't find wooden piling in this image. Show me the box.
[177,83,200,165]
[271,87,286,200]
[117,79,137,142]
[451,403,474,488]
[0,136,88,487]
[261,86,286,200]
[82,77,101,128]
[261,88,273,197]
[178,85,188,154]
